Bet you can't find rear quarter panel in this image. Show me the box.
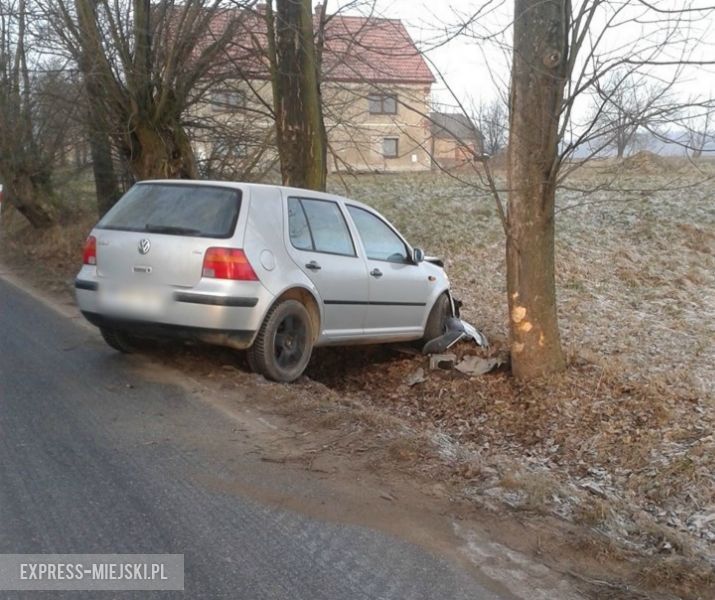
[242,186,325,328]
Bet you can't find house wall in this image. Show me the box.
[430,138,477,170]
[194,80,433,174]
[322,82,432,173]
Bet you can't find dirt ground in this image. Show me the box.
[1,159,713,598]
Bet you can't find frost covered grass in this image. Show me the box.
[329,163,715,397]
[319,162,715,587]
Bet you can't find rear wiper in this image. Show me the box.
[144,224,202,235]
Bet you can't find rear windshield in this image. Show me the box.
[97,183,241,238]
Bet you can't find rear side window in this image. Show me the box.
[287,198,313,251]
[288,197,355,256]
[97,183,241,238]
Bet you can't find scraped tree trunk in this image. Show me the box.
[506,0,568,380]
[267,0,327,191]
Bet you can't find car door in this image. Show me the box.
[346,205,430,336]
[284,196,369,339]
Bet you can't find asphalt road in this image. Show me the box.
[0,276,504,600]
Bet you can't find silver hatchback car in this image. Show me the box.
[75,181,453,381]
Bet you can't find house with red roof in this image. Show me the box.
[201,4,435,174]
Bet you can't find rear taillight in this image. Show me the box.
[202,248,257,281]
[82,235,97,265]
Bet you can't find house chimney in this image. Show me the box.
[315,3,323,16]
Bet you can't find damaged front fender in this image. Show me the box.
[423,296,488,354]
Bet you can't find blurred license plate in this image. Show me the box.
[99,285,166,317]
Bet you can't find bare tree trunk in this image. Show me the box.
[0,0,56,229]
[3,173,56,229]
[127,123,198,180]
[72,0,199,184]
[506,0,568,380]
[268,0,327,191]
[616,140,626,158]
[87,117,121,217]
[691,128,706,159]
[76,9,121,217]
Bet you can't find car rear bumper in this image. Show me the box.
[75,269,275,349]
[80,311,255,349]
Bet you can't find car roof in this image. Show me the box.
[142,179,374,212]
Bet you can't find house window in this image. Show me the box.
[368,94,397,115]
[210,90,245,111]
[382,137,399,158]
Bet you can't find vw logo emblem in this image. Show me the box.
[138,239,151,255]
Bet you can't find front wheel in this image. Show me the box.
[247,300,314,383]
[422,293,451,343]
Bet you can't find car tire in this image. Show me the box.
[248,300,314,383]
[245,344,259,373]
[100,327,138,353]
[422,293,451,342]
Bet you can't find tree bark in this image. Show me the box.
[76,12,121,217]
[87,111,121,217]
[0,0,57,229]
[269,0,327,191]
[73,0,198,184]
[2,172,56,229]
[506,0,569,380]
[127,122,198,180]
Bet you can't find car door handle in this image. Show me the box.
[370,268,383,278]
[305,261,322,271]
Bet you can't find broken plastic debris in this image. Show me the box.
[422,331,463,354]
[459,319,489,348]
[454,356,501,377]
[405,367,426,386]
[422,317,488,355]
[429,353,457,370]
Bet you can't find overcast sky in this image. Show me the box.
[334,0,715,115]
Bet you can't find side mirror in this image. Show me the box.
[413,247,425,264]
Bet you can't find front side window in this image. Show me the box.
[288,198,355,256]
[347,206,409,263]
[368,94,397,115]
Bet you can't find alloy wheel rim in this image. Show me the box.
[274,314,307,370]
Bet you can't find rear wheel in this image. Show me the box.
[248,300,314,382]
[422,293,451,343]
[100,327,139,353]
